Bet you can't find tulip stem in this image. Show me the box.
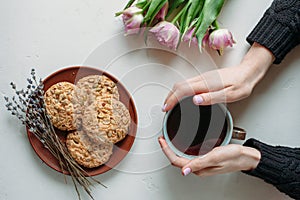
[171,1,191,24]
[124,0,135,9]
[115,11,123,17]
[212,20,219,29]
[142,1,151,12]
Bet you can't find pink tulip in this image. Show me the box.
[122,6,144,35]
[183,28,198,46]
[201,31,210,47]
[149,21,180,50]
[183,28,211,48]
[155,2,169,21]
[208,29,235,55]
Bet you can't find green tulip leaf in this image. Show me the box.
[124,0,136,9]
[144,0,168,25]
[167,0,187,18]
[179,1,191,33]
[185,0,204,31]
[136,0,148,8]
[195,0,225,48]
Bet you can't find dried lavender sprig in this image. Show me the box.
[7,84,96,200]
[36,125,101,200]
[29,89,101,199]
[4,69,104,200]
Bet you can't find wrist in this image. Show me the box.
[240,42,275,88]
[241,146,261,171]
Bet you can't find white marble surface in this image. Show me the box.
[0,0,299,199]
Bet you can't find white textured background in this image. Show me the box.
[0,0,299,200]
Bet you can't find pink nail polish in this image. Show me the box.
[162,104,167,112]
[193,95,203,104]
[183,168,191,176]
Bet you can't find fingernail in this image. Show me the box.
[162,104,167,112]
[183,167,192,176]
[193,95,203,105]
[158,139,162,147]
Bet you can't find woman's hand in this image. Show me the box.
[163,42,275,111]
[158,136,261,176]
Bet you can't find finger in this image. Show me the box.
[158,137,189,168]
[163,90,180,112]
[190,70,227,91]
[196,83,251,105]
[193,166,224,177]
[164,79,210,111]
[193,89,227,105]
[163,83,193,112]
[181,146,227,175]
[182,155,214,175]
[163,74,210,111]
[183,144,245,176]
[163,69,231,111]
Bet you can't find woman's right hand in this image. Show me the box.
[163,42,275,112]
[158,136,261,177]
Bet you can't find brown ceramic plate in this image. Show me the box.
[27,66,138,176]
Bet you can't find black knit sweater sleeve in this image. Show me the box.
[242,138,300,199]
[246,0,300,64]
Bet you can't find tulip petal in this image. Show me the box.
[208,29,235,54]
[149,21,180,50]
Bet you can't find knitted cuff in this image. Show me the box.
[246,13,297,64]
[242,138,300,199]
[242,138,287,184]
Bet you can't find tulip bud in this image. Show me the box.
[155,2,169,21]
[183,27,198,46]
[122,6,144,35]
[208,29,235,55]
[201,31,210,47]
[149,21,180,50]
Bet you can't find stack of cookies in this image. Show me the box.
[44,75,131,168]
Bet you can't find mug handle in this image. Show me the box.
[232,127,246,140]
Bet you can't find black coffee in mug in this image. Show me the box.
[166,96,227,156]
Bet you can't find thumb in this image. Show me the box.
[182,155,208,176]
[193,90,228,106]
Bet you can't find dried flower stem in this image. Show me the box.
[4,69,104,200]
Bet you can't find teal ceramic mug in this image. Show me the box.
[162,96,246,159]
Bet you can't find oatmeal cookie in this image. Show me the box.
[66,130,113,168]
[44,81,78,131]
[82,97,131,143]
[74,75,119,107]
